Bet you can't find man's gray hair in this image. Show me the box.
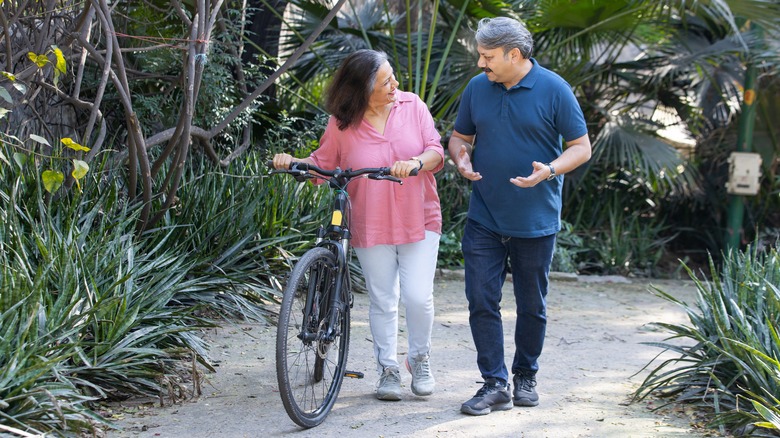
[475,17,534,59]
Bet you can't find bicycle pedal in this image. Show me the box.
[344,370,364,379]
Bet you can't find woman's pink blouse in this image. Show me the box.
[310,91,444,248]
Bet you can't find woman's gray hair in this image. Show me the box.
[475,17,534,59]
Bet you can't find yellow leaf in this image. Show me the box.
[72,159,88,180]
[1,71,15,81]
[42,170,64,193]
[52,46,67,74]
[27,52,49,68]
[51,45,66,87]
[61,137,90,152]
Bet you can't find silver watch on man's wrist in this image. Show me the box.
[545,163,556,181]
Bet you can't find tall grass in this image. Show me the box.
[0,131,323,435]
[435,158,470,268]
[149,152,322,321]
[0,148,231,433]
[634,243,780,436]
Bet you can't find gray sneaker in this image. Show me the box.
[376,366,402,401]
[460,379,513,415]
[405,354,435,396]
[512,373,539,406]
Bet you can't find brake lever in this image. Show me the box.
[269,166,311,182]
[369,174,404,184]
[291,170,311,182]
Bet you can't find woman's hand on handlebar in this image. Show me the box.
[272,153,295,170]
[390,159,420,178]
[273,154,316,170]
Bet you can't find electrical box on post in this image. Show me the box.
[726,152,762,195]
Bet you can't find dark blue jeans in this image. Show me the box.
[462,219,556,384]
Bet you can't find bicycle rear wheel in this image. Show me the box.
[276,247,351,428]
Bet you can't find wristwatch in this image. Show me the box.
[545,163,556,181]
[411,157,423,171]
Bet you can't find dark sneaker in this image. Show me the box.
[460,379,513,415]
[376,366,402,401]
[513,373,539,406]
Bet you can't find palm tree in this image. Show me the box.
[271,0,779,265]
[510,0,779,263]
[274,0,514,120]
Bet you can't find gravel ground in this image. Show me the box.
[109,272,716,438]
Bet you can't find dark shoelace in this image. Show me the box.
[515,375,536,391]
[474,381,505,397]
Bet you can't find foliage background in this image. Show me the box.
[1,0,779,436]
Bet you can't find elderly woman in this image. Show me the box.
[272,49,444,401]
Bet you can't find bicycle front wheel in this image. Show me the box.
[276,247,351,428]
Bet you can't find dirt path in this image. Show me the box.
[111,273,712,438]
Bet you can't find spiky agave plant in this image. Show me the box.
[0,142,219,435]
[634,242,780,436]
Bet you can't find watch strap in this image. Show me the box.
[545,163,556,180]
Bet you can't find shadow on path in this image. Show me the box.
[111,273,708,438]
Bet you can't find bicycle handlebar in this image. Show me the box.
[267,160,418,185]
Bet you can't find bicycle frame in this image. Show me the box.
[271,160,413,428]
[275,162,408,343]
[302,188,352,344]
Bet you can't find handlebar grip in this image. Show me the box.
[266,160,310,171]
[409,168,419,177]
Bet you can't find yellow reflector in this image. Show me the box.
[331,210,343,226]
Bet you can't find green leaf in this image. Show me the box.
[0,87,12,104]
[0,107,8,120]
[29,134,50,146]
[752,400,780,429]
[42,170,64,193]
[13,152,27,168]
[62,137,90,152]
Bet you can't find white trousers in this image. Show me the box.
[353,230,440,373]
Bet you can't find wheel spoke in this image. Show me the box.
[276,247,351,428]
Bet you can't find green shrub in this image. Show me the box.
[552,221,583,273]
[435,158,470,269]
[0,153,217,434]
[634,242,780,436]
[0,112,358,432]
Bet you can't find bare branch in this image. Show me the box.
[207,0,348,137]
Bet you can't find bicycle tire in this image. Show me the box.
[276,247,351,428]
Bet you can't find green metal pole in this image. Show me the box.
[724,55,759,253]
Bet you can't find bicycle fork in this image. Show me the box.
[298,243,349,341]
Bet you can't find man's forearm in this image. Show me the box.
[448,136,472,165]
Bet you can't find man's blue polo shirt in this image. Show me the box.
[453,58,588,238]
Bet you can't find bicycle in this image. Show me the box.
[269,161,417,428]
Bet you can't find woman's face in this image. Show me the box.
[368,61,399,107]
